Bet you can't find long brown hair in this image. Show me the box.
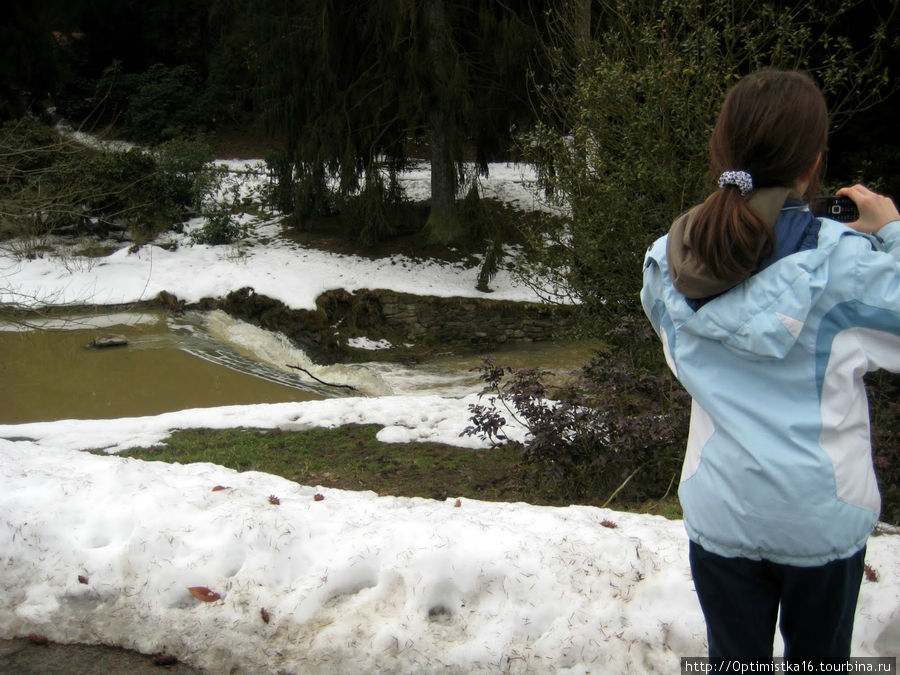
[689,69,828,280]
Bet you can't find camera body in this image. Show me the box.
[812,195,859,223]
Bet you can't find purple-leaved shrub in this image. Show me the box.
[462,352,690,504]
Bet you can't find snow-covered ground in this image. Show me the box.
[0,161,548,311]
[1,162,898,673]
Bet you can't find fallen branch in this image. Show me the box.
[286,364,360,392]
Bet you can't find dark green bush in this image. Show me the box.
[342,169,403,247]
[1,117,93,236]
[1,117,214,241]
[123,63,210,143]
[191,205,248,246]
[519,0,894,336]
[62,137,213,236]
[190,171,251,246]
[61,61,214,145]
[150,137,217,212]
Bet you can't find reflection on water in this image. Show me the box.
[0,309,602,424]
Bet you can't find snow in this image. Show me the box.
[347,336,393,350]
[1,161,899,673]
[0,219,542,310]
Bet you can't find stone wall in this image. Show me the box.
[345,289,580,346]
[210,286,581,361]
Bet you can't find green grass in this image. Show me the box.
[117,425,529,503]
[114,424,683,517]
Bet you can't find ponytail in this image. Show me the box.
[684,69,828,285]
[689,185,772,281]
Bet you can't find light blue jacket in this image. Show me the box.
[641,200,900,566]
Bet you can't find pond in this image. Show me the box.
[1,310,602,424]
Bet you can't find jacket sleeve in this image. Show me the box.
[641,238,668,338]
[876,220,900,261]
[641,236,681,377]
[847,220,900,372]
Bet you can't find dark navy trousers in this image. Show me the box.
[689,541,866,661]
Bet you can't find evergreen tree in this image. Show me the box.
[238,0,547,245]
[1,1,68,120]
[46,0,213,133]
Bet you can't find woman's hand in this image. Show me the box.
[836,184,900,234]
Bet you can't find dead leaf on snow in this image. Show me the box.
[865,563,879,582]
[188,586,221,602]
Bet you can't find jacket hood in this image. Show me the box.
[678,251,826,360]
[666,186,793,299]
[658,187,832,361]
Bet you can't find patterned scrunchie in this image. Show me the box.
[717,170,754,197]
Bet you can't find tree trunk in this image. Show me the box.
[573,0,590,51]
[423,0,463,245]
[427,106,462,244]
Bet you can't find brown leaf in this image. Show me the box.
[601,520,618,529]
[314,493,325,501]
[27,634,49,646]
[260,607,270,624]
[212,485,231,492]
[188,586,221,602]
[454,499,462,507]
[268,494,281,505]
[865,563,879,582]
[77,574,89,585]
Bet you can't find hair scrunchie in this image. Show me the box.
[717,170,754,197]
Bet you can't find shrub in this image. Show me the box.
[62,61,214,145]
[0,117,215,242]
[66,137,214,237]
[190,175,250,246]
[191,205,248,246]
[462,346,690,505]
[341,168,402,247]
[123,63,211,143]
[150,137,217,213]
[518,0,894,336]
[0,117,81,237]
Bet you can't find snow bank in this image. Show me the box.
[1,439,898,673]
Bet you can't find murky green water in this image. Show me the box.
[0,312,323,424]
[0,310,601,424]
